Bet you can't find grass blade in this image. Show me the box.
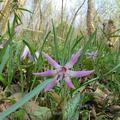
[0,79,51,119]
[0,46,10,74]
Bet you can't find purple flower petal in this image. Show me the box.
[35,51,40,59]
[65,48,82,68]
[0,39,8,49]
[86,50,98,60]
[0,45,3,49]
[44,80,58,92]
[20,46,29,61]
[28,53,34,61]
[2,39,8,45]
[68,70,94,78]
[20,46,34,61]
[42,52,61,68]
[64,77,75,89]
[14,26,22,35]
[33,70,57,77]
[44,75,62,92]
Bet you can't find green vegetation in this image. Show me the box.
[0,0,120,120]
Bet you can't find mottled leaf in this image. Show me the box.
[32,106,52,120]
[62,94,81,120]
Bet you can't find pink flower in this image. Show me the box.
[20,46,34,61]
[33,49,94,92]
[0,39,8,49]
[14,26,22,36]
[20,46,40,61]
[86,50,98,60]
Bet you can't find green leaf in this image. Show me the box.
[10,109,25,120]
[62,94,81,120]
[0,79,51,119]
[7,21,11,36]
[15,13,22,25]
[32,107,52,120]
[104,63,120,76]
[41,31,51,50]
[71,36,83,52]
[23,39,34,55]
[0,74,7,86]
[0,46,10,74]
[18,8,33,14]
[72,111,80,120]
[52,20,59,61]
[7,45,14,86]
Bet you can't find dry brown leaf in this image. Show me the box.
[49,91,61,104]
